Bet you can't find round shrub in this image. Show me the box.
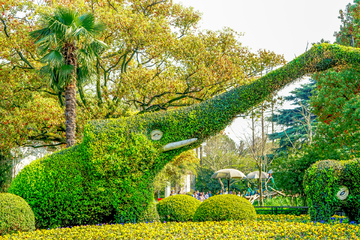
[0,193,35,236]
[157,195,201,222]
[193,194,256,222]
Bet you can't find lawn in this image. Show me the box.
[1,215,359,239]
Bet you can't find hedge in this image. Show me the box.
[193,195,256,221]
[304,159,360,223]
[156,195,200,222]
[0,193,35,236]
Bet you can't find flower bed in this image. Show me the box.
[1,215,359,239]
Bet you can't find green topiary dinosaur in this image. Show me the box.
[8,43,360,228]
[304,159,360,223]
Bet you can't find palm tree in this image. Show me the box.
[30,8,107,147]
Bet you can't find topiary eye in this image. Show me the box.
[150,129,163,140]
[336,186,349,201]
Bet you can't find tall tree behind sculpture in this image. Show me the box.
[311,0,360,159]
[30,8,107,147]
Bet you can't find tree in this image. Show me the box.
[0,0,285,149]
[310,0,360,159]
[0,0,285,190]
[268,79,317,153]
[30,7,107,147]
[271,0,360,197]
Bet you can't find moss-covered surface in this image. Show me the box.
[0,193,35,236]
[304,158,360,223]
[193,195,256,222]
[156,195,201,222]
[8,43,360,228]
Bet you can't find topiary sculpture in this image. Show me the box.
[156,195,201,222]
[193,194,256,221]
[304,159,360,223]
[0,193,35,236]
[8,43,360,228]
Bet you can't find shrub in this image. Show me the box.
[156,195,201,222]
[137,200,160,223]
[0,193,35,236]
[193,194,256,222]
[304,159,360,223]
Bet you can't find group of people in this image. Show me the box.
[191,190,212,202]
[169,189,243,202]
[217,189,242,196]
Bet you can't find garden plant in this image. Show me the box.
[156,195,201,222]
[193,194,257,222]
[0,193,35,236]
[8,43,360,228]
[304,159,360,223]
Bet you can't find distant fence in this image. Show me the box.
[254,206,345,216]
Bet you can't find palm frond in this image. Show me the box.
[41,50,63,65]
[30,27,51,41]
[58,64,75,85]
[55,7,77,26]
[47,17,68,36]
[77,13,95,32]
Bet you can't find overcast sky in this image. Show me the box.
[174,0,353,143]
[175,0,352,61]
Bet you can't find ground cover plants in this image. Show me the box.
[1,215,358,239]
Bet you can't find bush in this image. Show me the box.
[193,194,256,222]
[137,200,160,223]
[304,159,360,223]
[156,195,201,222]
[0,193,35,236]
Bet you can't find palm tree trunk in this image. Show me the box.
[65,78,77,147]
[63,43,77,148]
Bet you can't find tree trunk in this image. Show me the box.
[65,80,77,147]
[218,178,225,192]
[63,42,77,148]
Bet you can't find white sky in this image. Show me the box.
[175,0,352,143]
[175,0,352,62]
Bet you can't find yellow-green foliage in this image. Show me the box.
[156,195,201,222]
[304,159,360,223]
[2,215,358,239]
[193,195,256,222]
[0,193,35,236]
[138,201,160,223]
[8,43,360,228]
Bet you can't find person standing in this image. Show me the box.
[208,191,212,198]
[199,192,205,202]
